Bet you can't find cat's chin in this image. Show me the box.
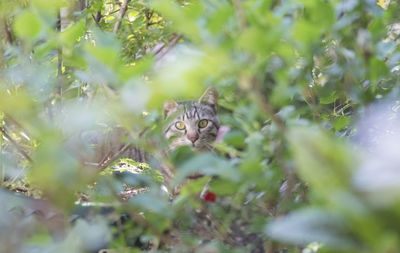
[168,142,212,152]
[192,144,213,152]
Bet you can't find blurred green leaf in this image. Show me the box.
[223,130,246,149]
[14,10,43,40]
[369,57,389,82]
[59,20,86,47]
[150,0,201,41]
[333,116,350,131]
[288,127,356,196]
[266,208,358,250]
[319,91,338,105]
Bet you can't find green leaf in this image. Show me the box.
[176,153,240,183]
[206,4,234,35]
[369,57,389,82]
[319,91,338,104]
[150,0,201,41]
[333,116,350,131]
[266,208,357,250]
[59,20,86,47]
[223,130,246,149]
[293,0,334,45]
[287,127,356,196]
[129,191,172,216]
[209,178,238,195]
[293,20,321,44]
[238,27,280,55]
[107,158,164,184]
[14,10,43,40]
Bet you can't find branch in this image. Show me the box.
[78,0,86,10]
[147,21,162,26]
[113,0,131,33]
[232,0,247,30]
[0,127,33,163]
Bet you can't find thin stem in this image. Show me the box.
[3,19,13,44]
[57,9,63,111]
[251,81,285,130]
[4,114,31,137]
[155,34,183,60]
[0,127,33,163]
[98,143,132,170]
[92,11,102,27]
[113,0,131,33]
[232,0,247,30]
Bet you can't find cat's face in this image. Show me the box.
[163,88,220,151]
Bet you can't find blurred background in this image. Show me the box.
[1,0,400,252]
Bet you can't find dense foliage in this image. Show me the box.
[1,0,400,252]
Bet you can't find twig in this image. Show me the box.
[250,79,295,215]
[3,19,13,44]
[98,143,132,170]
[106,8,121,16]
[92,11,102,27]
[153,34,177,56]
[113,0,131,33]
[147,21,162,26]
[0,127,33,163]
[144,9,154,28]
[251,81,285,130]
[4,114,31,137]
[57,9,63,111]
[155,34,183,60]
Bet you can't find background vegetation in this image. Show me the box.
[1,0,400,252]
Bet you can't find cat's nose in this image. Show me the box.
[187,133,199,143]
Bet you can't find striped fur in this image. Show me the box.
[163,88,220,151]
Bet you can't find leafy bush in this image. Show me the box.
[1,0,400,252]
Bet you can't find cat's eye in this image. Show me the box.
[198,119,208,128]
[175,121,186,130]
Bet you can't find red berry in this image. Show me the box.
[204,191,217,202]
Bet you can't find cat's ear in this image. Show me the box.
[163,100,179,119]
[199,87,218,111]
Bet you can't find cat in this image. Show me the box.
[75,87,220,189]
[161,87,220,194]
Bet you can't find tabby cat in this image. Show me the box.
[78,87,220,185]
[161,87,220,194]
